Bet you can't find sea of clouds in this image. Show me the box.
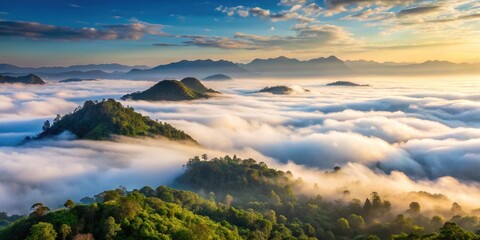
[1,76,480,214]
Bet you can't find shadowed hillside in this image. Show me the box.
[0,74,45,84]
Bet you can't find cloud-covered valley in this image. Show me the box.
[1,76,480,214]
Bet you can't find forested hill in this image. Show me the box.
[175,155,298,205]
[121,78,219,101]
[1,156,480,240]
[0,74,45,84]
[35,99,194,141]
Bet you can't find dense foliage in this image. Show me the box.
[1,156,480,240]
[35,99,194,141]
[176,155,298,206]
[176,156,480,239]
[121,79,210,101]
[0,190,243,240]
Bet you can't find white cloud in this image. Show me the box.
[182,23,355,50]
[2,76,480,215]
[216,5,317,23]
[279,0,307,6]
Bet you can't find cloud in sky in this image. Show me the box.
[397,5,443,17]
[2,77,480,214]
[0,0,479,65]
[216,5,317,23]
[152,43,186,47]
[341,7,396,21]
[279,0,307,6]
[324,0,420,12]
[428,12,480,23]
[207,0,480,61]
[68,4,82,8]
[0,19,166,41]
[181,23,354,50]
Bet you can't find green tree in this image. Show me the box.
[64,199,75,209]
[191,221,213,240]
[438,222,477,240]
[269,190,282,206]
[103,216,121,240]
[26,222,57,240]
[336,217,350,234]
[30,203,50,217]
[59,224,71,240]
[265,210,277,224]
[172,228,193,240]
[348,214,365,229]
[304,224,315,237]
[117,198,140,220]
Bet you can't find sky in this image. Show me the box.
[1,0,480,66]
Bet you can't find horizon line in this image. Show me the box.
[2,56,480,69]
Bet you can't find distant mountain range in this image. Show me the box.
[0,63,149,74]
[344,60,480,75]
[1,57,479,80]
[124,59,248,80]
[240,56,349,75]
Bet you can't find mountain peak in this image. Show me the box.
[308,55,343,63]
[121,78,218,101]
[326,55,341,61]
[248,56,300,65]
[180,77,219,94]
[422,60,453,65]
[275,56,291,60]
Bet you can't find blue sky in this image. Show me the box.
[1,0,479,66]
